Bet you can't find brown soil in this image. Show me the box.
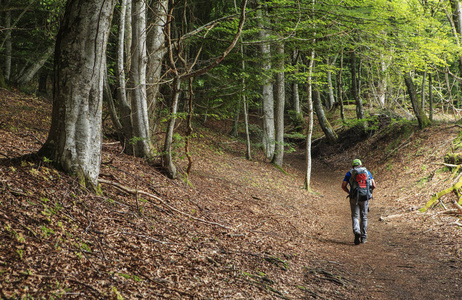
[1,88,462,299]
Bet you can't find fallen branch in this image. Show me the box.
[453,201,462,214]
[420,175,462,212]
[98,179,233,230]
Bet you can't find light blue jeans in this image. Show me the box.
[350,197,369,239]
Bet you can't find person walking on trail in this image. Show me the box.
[342,159,376,245]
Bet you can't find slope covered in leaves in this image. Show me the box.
[1,88,462,299]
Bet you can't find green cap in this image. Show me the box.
[352,159,362,166]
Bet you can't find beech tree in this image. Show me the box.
[38,0,116,189]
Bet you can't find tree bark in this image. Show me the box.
[162,77,180,178]
[304,50,315,191]
[326,55,337,110]
[429,72,433,121]
[272,42,285,167]
[116,0,135,154]
[147,0,168,122]
[351,51,365,120]
[39,0,116,189]
[130,0,152,157]
[313,85,338,144]
[15,45,54,88]
[258,5,275,161]
[338,50,345,122]
[4,0,12,82]
[404,72,431,129]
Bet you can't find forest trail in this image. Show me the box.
[304,158,462,299]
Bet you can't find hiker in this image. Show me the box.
[342,159,376,245]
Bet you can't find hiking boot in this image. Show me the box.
[354,233,361,245]
[361,237,367,244]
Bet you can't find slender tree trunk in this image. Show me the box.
[4,0,12,81]
[421,70,427,110]
[313,85,338,144]
[231,102,240,137]
[326,55,337,110]
[130,0,152,157]
[351,51,364,120]
[258,6,275,161]
[162,77,180,178]
[272,43,285,167]
[377,54,387,107]
[15,45,54,87]
[240,42,252,160]
[338,50,345,122]
[39,0,116,189]
[147,0,168,122]
[292,50,301,114]
[104,70,123,132]
[117,0,135,154]
[304,50,315,191]
[404,72,431,129]
[429,72,433,121]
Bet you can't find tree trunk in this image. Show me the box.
[147,0,168,122]
[162,77,180,179]
[4,0,12,82]
[404,72,431,129]
[314,85,338,144]
[258,6,275,161]
[117,0,135,154]
[304,50,315,191]
[272,43,285,167]
[338,50,345,122]
[39,0,116,189]
[429,72,433,121]
[326,55,337,111]
[377,54,387,107]
[450,0,462,75]
[103,69,122,133]
[421,70,427,110]
[15,45,54,88]
[292,50,301,114]
[130,0,152,157]
[351,51,364,120]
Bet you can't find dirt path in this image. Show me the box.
[309,160,462,299]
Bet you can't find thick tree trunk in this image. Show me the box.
[404,73,431,129]
[272,43,285,167]
[39,0,115,189]
[130,0,152,157]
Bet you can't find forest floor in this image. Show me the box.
[1,88,462,299]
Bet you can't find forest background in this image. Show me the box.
[2,0,462,298]
[3,0,462,186]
